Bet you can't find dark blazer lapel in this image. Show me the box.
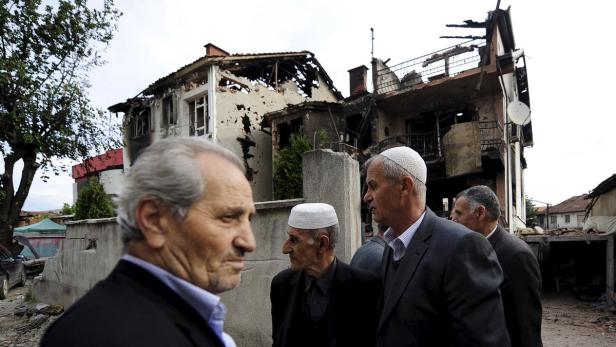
[377,209,434,332]
[113,261,224,347]
[278,271,303,346]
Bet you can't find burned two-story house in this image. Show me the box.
[267,7,533,231]
[108,44,342,201]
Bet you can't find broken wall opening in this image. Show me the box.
[540,241,607,300]
[277,117,303,149]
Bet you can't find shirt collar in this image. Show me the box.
[486,225,498,239]
[121,254,235,347]
[383,211,426,260]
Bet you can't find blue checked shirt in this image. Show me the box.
[383,211,426,261]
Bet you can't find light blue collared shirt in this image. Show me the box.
[121,254,236,347]
[383,211,427,261]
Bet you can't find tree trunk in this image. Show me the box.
[0,150,39,255]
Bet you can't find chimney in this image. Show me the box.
[348,65,369,96]
[204,43,230,57]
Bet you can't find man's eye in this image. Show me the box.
[221,215,235,222]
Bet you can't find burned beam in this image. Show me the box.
[446,20,486,28]
[440,35,486,40]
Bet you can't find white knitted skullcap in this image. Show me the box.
[380,146,427,184]
[288,203,338,229]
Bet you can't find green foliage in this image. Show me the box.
[61,202,75,215]
[0,0,121,247]
[273,134,312,200]
[316,129,330,149]
[526,195,537,219]
[74,177,114,219]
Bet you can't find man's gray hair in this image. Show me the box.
[457,185,500,221]
[364,155,426,204]
[305,224,338,249]
[116,137,244,244]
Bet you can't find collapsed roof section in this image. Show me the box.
[144,49,342,100]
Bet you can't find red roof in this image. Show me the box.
[72,149,123,180]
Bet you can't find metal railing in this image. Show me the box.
[478,120,504,154]
[375,127,451,162]
[374,120,504,162]
[375,38,487,94]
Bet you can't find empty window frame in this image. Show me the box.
[550,215,557,225]
[132,107,151,138]
[565,214,570,223]
[162,96,176,127]
[188,94,209,136]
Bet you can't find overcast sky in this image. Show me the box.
[18,0,616,210]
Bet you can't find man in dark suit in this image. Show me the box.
[363,146,510,347]
[41,138,257,347]
[350,223,387,275]
[270,203,380,347]
[452,185,543,347]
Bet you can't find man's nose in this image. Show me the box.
[236,222,256,254]
[282,240,291,254]
[363,190,372,203]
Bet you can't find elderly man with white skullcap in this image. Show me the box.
[270,203,380,347]
[364,147,510,347]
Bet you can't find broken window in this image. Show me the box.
[550,215,557,225]
[277,118,303,149]
[162,95,176,127]
[131,107,151,138]
[565,214,571,223]
[188,94,209,136]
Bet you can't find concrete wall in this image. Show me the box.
[593,189,616,216]
[546,212,586,229]
[442,122,482,178]
[302,149,362,263]
[31,218,122,308]
[99,169,125,197]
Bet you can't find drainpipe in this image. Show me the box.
[208,65,217,141]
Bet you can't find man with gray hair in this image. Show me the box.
[270,203,380,347]
[42,137,256,347]
[364,146,510,346]
[452,185,542,347]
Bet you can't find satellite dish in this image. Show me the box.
[507,100,531,126]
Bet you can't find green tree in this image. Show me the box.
[0,0,121,253]
[526,195,537,221]
[61,202,75,215]
[273,134,312,200]
[74,177,114,220]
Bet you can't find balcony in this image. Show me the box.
[375,120,504,163]
[375,38,487,95]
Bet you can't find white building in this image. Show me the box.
[108,44,342,202]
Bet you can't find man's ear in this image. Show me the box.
[317,233,331,253]
[400,176,415,197]
[476,205,487,221]
[135,199,171,249]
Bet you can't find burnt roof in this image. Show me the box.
[587,174,616,199]
[142,51,343,99]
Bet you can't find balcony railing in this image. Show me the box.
[374,120,504,162]
[376,127,450,162]
[375,38,487,94]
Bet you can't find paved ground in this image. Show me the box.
[1,283,616,346]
